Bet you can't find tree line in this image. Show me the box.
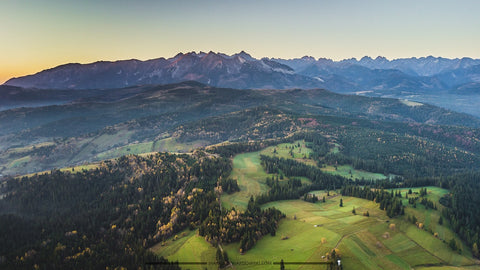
[340,185,404,218]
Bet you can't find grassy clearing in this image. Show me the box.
[405,226,473,266]
[19,163,101,178]
[224,215,339,270]
[383,233,417,253]
[389,186,471,259]
[59,164,100,173]
[8,155,31,169]
[96,142,154,159]
[329,143,340,154]
[5,142,55,155]
[91,129,134,152]
[96,138,208,160]
[321,164,386,181]
[152,137,208,153]
[381,187,475,267]
[260,140,313,162]
[221,151,271,210]
[339,237,379,270]
[151,229,217,270]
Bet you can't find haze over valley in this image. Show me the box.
[2,1,480,269]
[4,52,480,116]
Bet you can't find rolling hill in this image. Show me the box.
[1,81,480,177]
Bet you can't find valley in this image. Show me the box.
[1,82,480,269]
[3,0,480,269]
[2,82,480,177]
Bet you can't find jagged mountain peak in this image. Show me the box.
[4,51,321,90]
[4,51,480,102]
[360,56,373,61]
[232,51,255,62]
[300,56,316,61]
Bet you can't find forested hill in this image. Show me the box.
[2,102,480,267]
[0,151,231,269]
[2,131,480,268]
[1,81,480,176]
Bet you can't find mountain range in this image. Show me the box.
[4,51,320,90]
[4,51,480,116]
[5,51,480,93]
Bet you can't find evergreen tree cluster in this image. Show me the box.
[304,193,319,203]
[440,172,480,256]
[340,185,404,218]
[319,123,480,178]
[291,131,330,159]
[257,176,309,204]
[198,196,284,253]
[0,152,230,269]
[260,155,347,191]
[219,178,240,194]
[207,141,274,158]
[420,197,437,210]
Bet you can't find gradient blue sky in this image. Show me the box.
[1,0,479,83]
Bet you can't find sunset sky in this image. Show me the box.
[1,0,479,83]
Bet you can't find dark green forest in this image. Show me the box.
[2,84,480,268]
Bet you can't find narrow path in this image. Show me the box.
[334,228,367,249]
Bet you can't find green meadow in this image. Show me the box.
[260,140,387,181]
[8,155,31,169]
[259,140,316,167]
[321,164,387,181]
[156,192,475,269]
[221,151,271,210]
[151,229,217,270]
[154,147,477,269]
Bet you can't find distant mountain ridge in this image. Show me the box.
[5,52,480,93]
[4,52,480,116]
[272,55,480,93]
[273,55,480,77]
[4,51,321,90]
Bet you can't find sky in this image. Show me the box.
[1,0,480,84]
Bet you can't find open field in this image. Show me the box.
[321,164,387,181]
[18,163,101,178]
[221,151,271,210]
[95,141,155,160]
[59,163,101,173]
[329,143,340,154]
[159,148,477,269]
[95,138,207,160]
[387,186,471,254]
[161,193,477,269]
[7,155,31,169]
[259,140,316,167]
[151,229,217,270]
[259,140,386,181]
[4,142,55,155]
